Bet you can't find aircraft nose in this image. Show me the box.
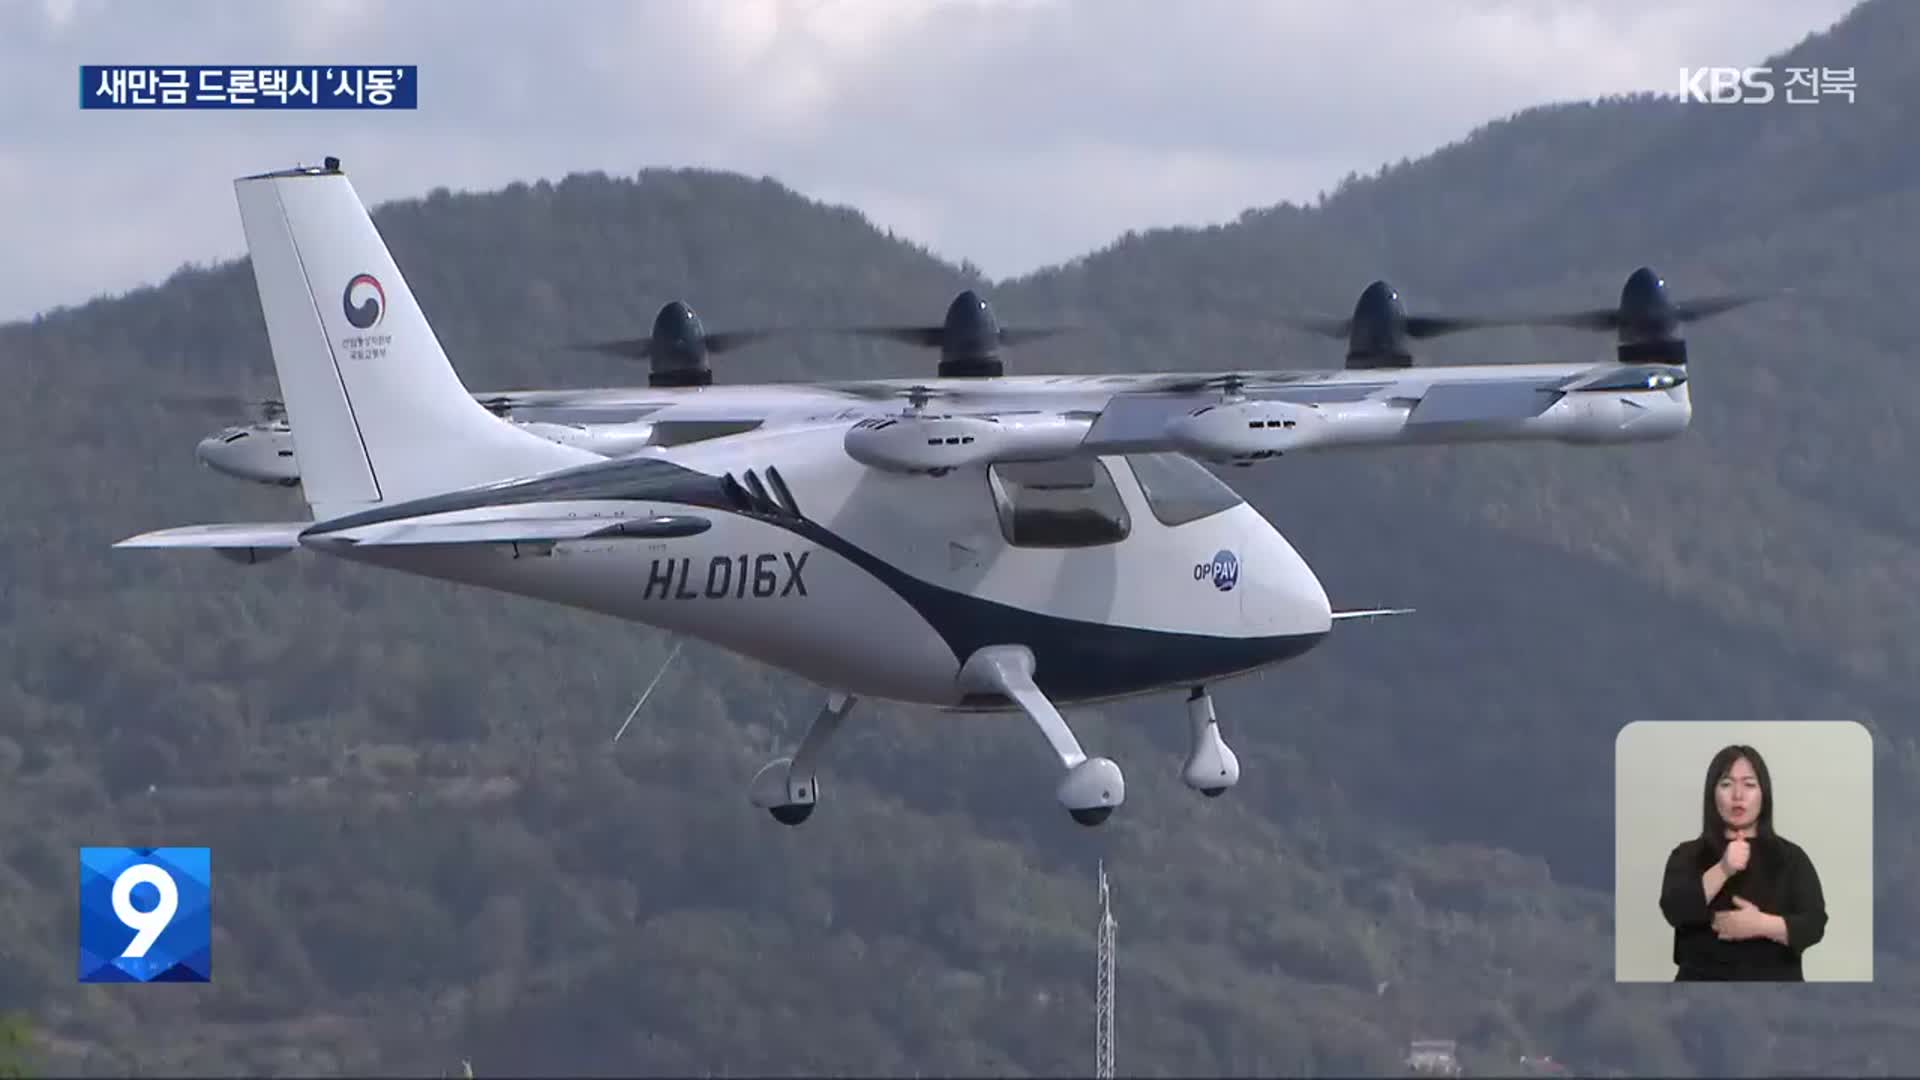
[1239,517,1330,637]
[195,434,228,469]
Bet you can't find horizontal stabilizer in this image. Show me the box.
[1332,607,1416,622]
[114,522,307,549]
[305,513,711,548]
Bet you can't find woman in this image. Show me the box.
[1658,744,1828,980]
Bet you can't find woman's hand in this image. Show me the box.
[1712,896,1779,941]
[1720,837,1750,875]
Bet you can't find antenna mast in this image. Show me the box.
[1096,861,1116,1080]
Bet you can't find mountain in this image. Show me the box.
[3,1,1917,1075]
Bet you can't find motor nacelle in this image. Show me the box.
[1551,365,1692,444]
[843,415,1007,474]
[1165,400,1325,462]
[196,424,299,486]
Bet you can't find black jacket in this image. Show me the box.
[1659,835,1827,981]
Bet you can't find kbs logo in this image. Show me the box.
[78,847,211,982]
[342,273,384,328]
[1194,550,1239,592]
[1679,66,1857,105]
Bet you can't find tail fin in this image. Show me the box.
[234,161,596,520]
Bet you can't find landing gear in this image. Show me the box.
[959,645,1125,826]
[750,691,857,826]
[1181,686,1240,797]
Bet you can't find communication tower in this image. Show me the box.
[1096,861,1116,1080]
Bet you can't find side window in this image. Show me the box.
[1124,452,1244,526]
[988,458,1131,548]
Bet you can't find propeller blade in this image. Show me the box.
[839,325,1072,348]
[844,326,949,348]
[702,329,784,354]
[163,393,285,421]
[1285,313,1525,339]
[1402,314,1524,339]
[1673,292,1772,321]
[560,328,789,362]
[1279,315,1356,339]
[1523,306,1620,332]
[1520,292,1771,332]
[998,327,1073,347]
[566,337,657,359]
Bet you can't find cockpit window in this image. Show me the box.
[988,457,1130,548]
[1123,452,1244,526]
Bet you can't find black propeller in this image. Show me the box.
[167,393,286,424]
[568,301,780,388]
[1519,266,1769,365]
[1290,269,1767,369]
[1286,281,1529,370]
[846,290,1069,378]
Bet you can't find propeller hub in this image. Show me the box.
[1346,280,1413,369]
[649,301,713,387]
[938,289,1004,377]
[1618,266,1679,344]
[1616,266,1686,365]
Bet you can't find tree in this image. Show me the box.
[0,1012,36,1080]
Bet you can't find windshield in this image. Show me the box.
[1123,452,1244,526]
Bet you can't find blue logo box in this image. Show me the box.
[80,66,417,109]
[78,847,211,983]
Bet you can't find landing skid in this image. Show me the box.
[750,691,857,826]
[748,657,1243,828]
[958,645,1125,826]
[1181,686,1240,797]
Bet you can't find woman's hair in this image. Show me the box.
[1699,743,1776,854]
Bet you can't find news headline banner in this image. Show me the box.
[81,66,416,109]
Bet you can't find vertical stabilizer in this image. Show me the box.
[233,161,596,520]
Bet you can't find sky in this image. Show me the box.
[1,0,1861,324]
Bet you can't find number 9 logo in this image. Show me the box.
[111,863,179,958]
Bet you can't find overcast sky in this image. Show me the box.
[1,0,1859,324]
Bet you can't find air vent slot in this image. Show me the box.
[740,469,773,510]
[763,466,802,518]
[720,473,756,512]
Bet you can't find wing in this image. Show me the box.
[113,522,308,565]
[470,367,1418,420]
[475,358,1686,468]
[116,510,713,555]
[303,512,712,547]
[114,522,308,549]
[810,362,1687,471]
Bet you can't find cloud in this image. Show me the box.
[0,0,1859,322]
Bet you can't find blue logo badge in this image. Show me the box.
[1193,550,1239,592]
[79,847,211,983]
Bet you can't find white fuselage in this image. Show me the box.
[315,423,1332,707]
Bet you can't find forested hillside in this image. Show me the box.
[3,2,1916,1075]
